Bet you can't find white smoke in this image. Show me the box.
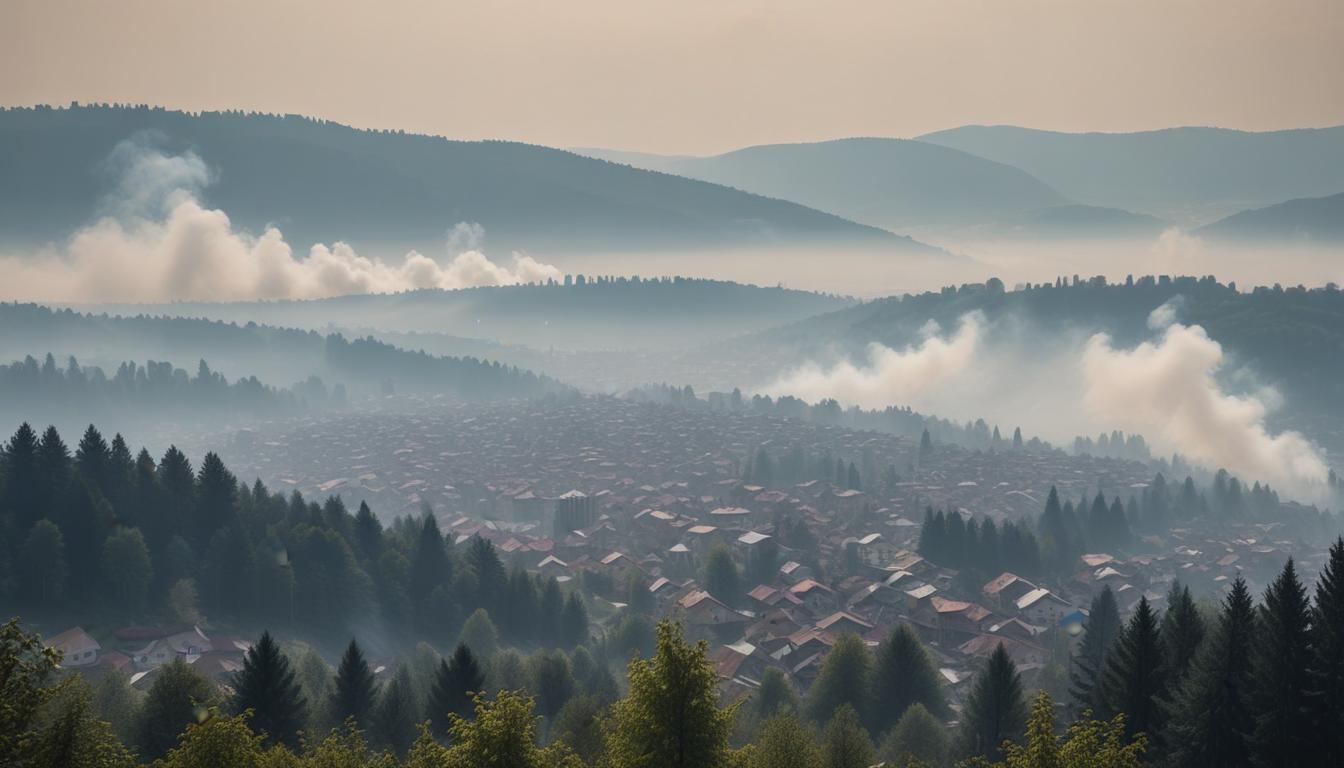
[761,313,983,409]
[0,140,562,303]
[1081,322,1327,492]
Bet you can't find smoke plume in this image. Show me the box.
[1082,321,1327,492]
[761,313,983,409]
[0,140,562,303]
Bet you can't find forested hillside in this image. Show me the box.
[0,303,567,402]
[0,104,925,254]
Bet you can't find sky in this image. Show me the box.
[3,0,1343,155]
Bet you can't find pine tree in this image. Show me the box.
[750,712,822,768]
[1247,559,1313,767]
[1307,537,1344,766]
[1159,581,1205,687]
[959,643,1027,762]
[427,642,485,737]
[561,592,589,648]
[1070,586,1121,714]
[352,501,383,563]
[870,623,946,734]
[330,638,377,729]
[1163,576,1257,767]
[1101,597,1166,744]
[230,630,306,748]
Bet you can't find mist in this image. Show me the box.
[0,140,563,303]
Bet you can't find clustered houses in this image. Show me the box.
[43,624,254,691]
[163,397,1329,711]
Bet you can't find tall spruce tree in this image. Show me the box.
[870,623,946,734]
[959,643,1027,762]
[1308,538,1344,766]
[230,630,306,748]
[427,642,485,737]
[1159,581,1205,687]
[371,663,418,756]
[1247,559,1313,767]
[330,638,377,729]
[1163,576,1257,768]
[1101,596,1166,744]
[1070,585,1122,714]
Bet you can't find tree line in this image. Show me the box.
[0,421,588,651]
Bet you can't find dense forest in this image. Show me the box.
[3,541,1343,767]
[0,303,568,403]
[0,353,334,426]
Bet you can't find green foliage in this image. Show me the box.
[1308,537,1344,765]
[1247,559,1313,766]
[427,643,486,737]
[371,664,419,756]
[703,543,742,607]
[92,669,143,747]
[136,657,217,761]
[458,608,500,659]
[958,644,1026,762]
[753,667,799,721]
[101,526,153,614]
[331,639,378,730]
[998,691,1145,768]
[1163,576,1257,767]
[1158,581,1205,687]
[550,694,608,765]
[19,518,68,603]
[605,620,741,768]
[442,690,583,768]
[871,623,946,733]
[820,704,874,768]
[232,630,308,749]
[881,703,949,768]
[0,617,62,761]
[527,649,576,721]
[750,712,822,768]
[1099,597,1166,745]
[805,634,872,726]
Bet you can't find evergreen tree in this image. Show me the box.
[230,630,306,748]
[1308,537,1344,766]
[409,513,451,622]
[605,620,739,768]
[959,643,1027,762]
[466,535,506,615]
[1247,559,1313,767]
[352,501,383,564]
[193,452,237,549]
[18,519,67,604]
[427,642,485,737]
[1070,586,1121,714]
[870,623,945,734]
[1101,597,1166,744]
[1164,577,1257,768]
[101,526,152,615]
[2,424,41,534]
[330,638,378,729]
[1159,581,1205,687]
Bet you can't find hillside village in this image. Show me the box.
[45,397,1333,717]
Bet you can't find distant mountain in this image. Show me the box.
[0,104,929,255]
[919,125,1344,226]
[1196,191,1344,243]
[575,138,1071,231]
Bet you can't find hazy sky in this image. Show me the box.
[3,0,1343,155]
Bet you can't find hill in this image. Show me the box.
[1196,191,1344,242]
[0,104,928,255]
[79,276,855,352]
[973,204,1169,240]
[0,303,568,404]
[918,125,1344,226]
[576,137,1070,231]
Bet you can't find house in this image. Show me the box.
[788,579,838,616]
[48,627,101,667]
[779,561,814,584]
[815,611,875,638]
[982,572,1039,611]
[1016,588,1072,626]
